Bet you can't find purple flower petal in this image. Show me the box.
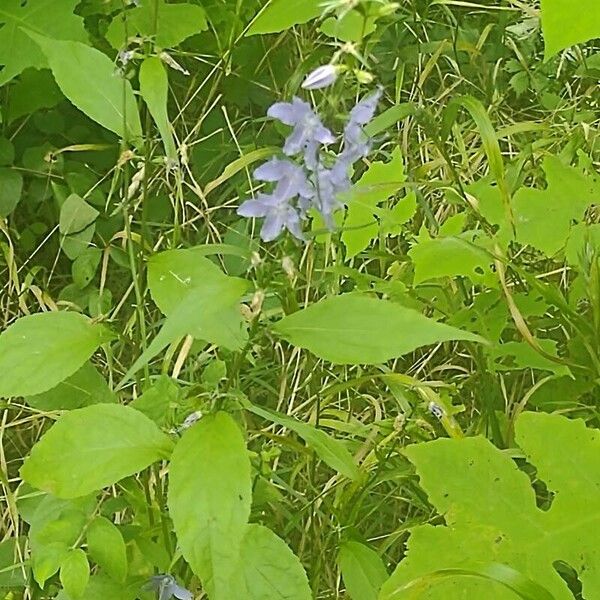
[348,87,383,125]
[261,211,287,241]
[237,195,272,218]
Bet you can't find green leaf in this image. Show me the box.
[167,412,251,599]
[0,312,113,398]
[338,541,388,600]
[320,10,377,42]
[6,68,63,123]
[541,0,600,59]
[28,35,142,142]
[130,375,179,426]
[120,248,250,384]
[0,0,87,85]
[512,156,600,256]
[60,549,90,599]
[62,224,96,261]
[230,524,312,599]
[273,294,485,364]
[33,542,69,588]
[380,412,600,599]
[139,57,177,161]
[409,235,493,284]
[21,404,174,498]
[342,148,410,258]
[247,0,322,35]
[86,517,128,583]
[106,0,208,49]
[0,167,23,217]
[72,248,102,289]
[26,361,116,411]
[247,403,360,481]
[59,194,100,236]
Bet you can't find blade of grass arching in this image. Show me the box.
[441,96,515,235]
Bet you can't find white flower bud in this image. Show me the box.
[301,64,338,90]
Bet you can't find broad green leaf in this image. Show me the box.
[60,549,89,599]
[21,404,174,498]
[230,524,312,599]
[342,148,411,258]
[338,541,388,600]
[541,0,600,59]
[247,403,360,481]
[139,57,177,161]
[122,247,251,385]
[0,312,113,398]
[33,543,69,588]
[273,294,485,364]
[0,168,23,217]
[24,493,94,587]
[28,36,142,142]
[86,517,128,583]
[247,0,322,35]
[409,235,493,284]
[167,412,252,599]
[106,0,207,49]
[130,375,179,426]
[470,156,600,256]
[380,412,600,599]
[62,224,96,261]
[320,10,377,42]
[6,68,63,123]
[59,194,99,236]
[26,361,116,411]
[0,0,87,85]
[491,340,571,377]
[147,247,248,348]
[72,248,102,289]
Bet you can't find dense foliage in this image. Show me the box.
[0,0,600,598]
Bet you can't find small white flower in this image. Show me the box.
[301,65,338,90]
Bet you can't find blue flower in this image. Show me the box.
[341,87,383,163]
[237,158,311,241]
[267,98,335,170]
[145,575,192,600]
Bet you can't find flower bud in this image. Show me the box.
[354,69,374,84]
[301,64,338,90]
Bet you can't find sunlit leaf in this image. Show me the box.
[168,412,251,599]
[0,312,113,398]
[231,524,311,599]
[28,35,142,142]
[381,412,600,599]
[21,404,174,498]
[247,0,322,35]
[273,294,485,364]
[541,0,600,59]
[338,541,388,600]
[0,0,87,85]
